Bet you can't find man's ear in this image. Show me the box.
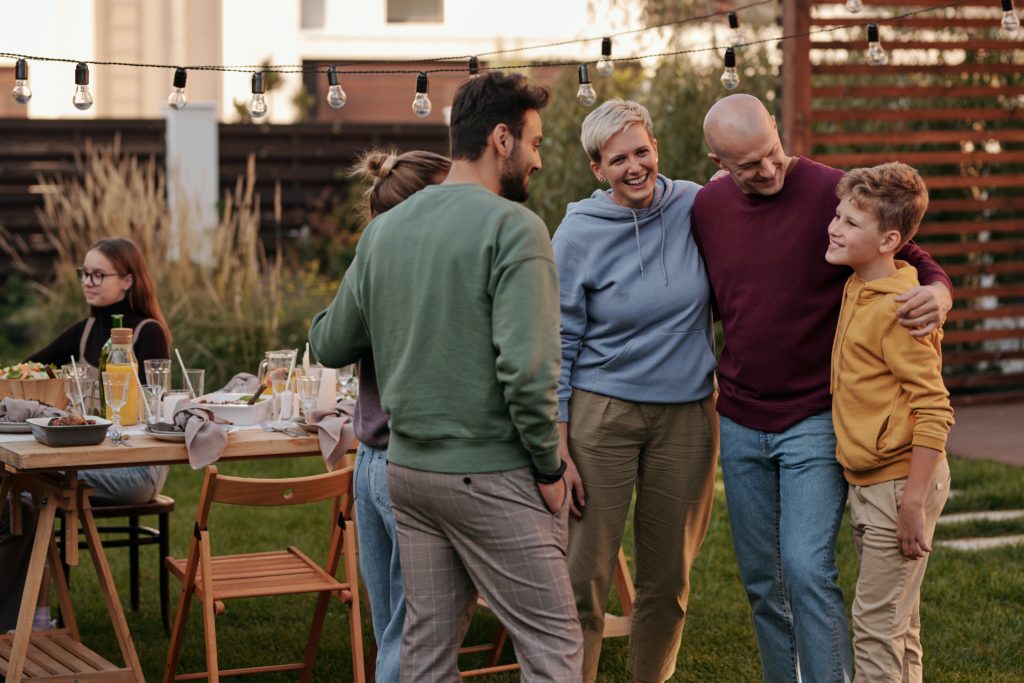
[708,152,724,169]
[490,123,513,159]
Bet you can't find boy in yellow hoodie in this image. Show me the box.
[825,162,954,682]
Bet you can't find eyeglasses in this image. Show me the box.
[76,267,126,286]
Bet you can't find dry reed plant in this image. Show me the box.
[3,140,334,387]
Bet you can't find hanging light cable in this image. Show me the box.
[249,72,268,119]
[72,62,93,111]
[168,68,187,109]
[576,64,597,106]
[727,12,746,47]
[866,23,889,65]
[412,72,432,117]
[596,37,614,77]
[468,56,480,79]
[720,47,740,89]
[12,58,31,104]
[326,66,347,109]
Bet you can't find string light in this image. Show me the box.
[596,37,614,77]
[727,12,747,47]
[845,0,864,14]
[468,56,480,78]
[866,23,889,65]
[576,64,597,106]
[1001,0,1021,33]
[168,68,187,109]
[326,65,347,109]
[72,62,93,111]
[12,58,31,104]
[249,72,268,119]
[721,47,740,89]
[412,72,431,117]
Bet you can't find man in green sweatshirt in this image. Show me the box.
[309,71,581,681]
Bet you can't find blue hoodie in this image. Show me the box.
[551,174,715,421]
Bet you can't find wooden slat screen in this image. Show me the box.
[783,0,1024,404]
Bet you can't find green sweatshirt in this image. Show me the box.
[309,183,562,476]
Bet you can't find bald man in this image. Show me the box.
[691,94,952,683]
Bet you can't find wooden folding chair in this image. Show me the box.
[162,465,365,683]
[458,547,636,677]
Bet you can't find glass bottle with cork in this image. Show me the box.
[104,326,140,425]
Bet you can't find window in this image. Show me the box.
[387,0,443,23]
[301,0,325,29]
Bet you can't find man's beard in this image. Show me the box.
[499,144,530,203]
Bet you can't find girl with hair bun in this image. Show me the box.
[345,148,450,683]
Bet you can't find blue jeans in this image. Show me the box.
[79,465,168,505]
[353,445,403,683]
[719,411,851,683]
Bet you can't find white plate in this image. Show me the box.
[0,422,32,434]
[145,425,238,442]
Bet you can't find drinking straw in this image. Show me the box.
[69,356,86,414]
[175,348,196,398]
[131,371,154,423]
[303,342,310,373]
[283,349,298,392]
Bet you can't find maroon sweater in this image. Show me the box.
[692,157,952,433]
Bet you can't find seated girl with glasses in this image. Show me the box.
[23,236,172,504]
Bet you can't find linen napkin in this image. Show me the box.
[306,400,356,471]
[173,403,232,469]
[0,397,64,423]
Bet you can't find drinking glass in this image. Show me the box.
[337,365,359,401]
[272,377,293,426]
[140,385,164,427]
[102,371,129,441]
[183,369,205,399]
[60,364,91,415]
[295,375,321,422]
[144,359,172,395]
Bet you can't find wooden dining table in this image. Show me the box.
[0,428,322,683]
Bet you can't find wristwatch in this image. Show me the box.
[532,459,567,484]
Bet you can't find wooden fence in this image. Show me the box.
[0,119,449,273]
[782,0,1024,403]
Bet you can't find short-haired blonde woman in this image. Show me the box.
[347,148,450,683]
[552,99,718,683]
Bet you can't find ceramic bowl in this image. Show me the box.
[27,416,111,447]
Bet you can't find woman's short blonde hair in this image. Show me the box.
[580,99,655,164]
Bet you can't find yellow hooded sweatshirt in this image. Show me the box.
[830,261,954,486]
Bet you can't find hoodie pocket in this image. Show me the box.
[875,388,914,459]
[596,328,716,394]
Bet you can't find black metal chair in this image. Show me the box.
[58,493,175,632]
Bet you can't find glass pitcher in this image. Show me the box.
[257,349,297,394]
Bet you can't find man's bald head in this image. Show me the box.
[703,95,791,196]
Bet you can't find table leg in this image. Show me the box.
[4,496,57,683]
[78,489,144,683]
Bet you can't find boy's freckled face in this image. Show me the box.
[825,197,885,270]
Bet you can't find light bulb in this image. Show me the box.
[468,56,480,79]
[727,12,746,47]
[249,72,268,119]
[596,37,614,77]
[72,63,93,111]
[576,64,597,107]
[12,59,31,104]
[866,23,889,66]
[845,0,863,13]
[412,72,432,117]
[721,48,740,89]
[167,67,187,110]
[326,66,347,109]
[1002,0,1021,33]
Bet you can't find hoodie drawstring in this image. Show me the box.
[658,208,668,286]
[631,210,645,279]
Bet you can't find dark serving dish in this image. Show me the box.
[26,416,111,447]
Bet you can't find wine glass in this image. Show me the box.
[102,371,129,443]
[295,374,321,423]
[60,364,90,415]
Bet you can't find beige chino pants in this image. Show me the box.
[849,459,951,683]
[566,389,718,683]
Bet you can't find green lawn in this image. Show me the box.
[55,454,1024,681]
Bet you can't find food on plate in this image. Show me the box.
[198,395,266,406]
[48,413,96,426]
[2,362,56,380]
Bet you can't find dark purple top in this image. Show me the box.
[354,355,389,450]
[691,157,952,433]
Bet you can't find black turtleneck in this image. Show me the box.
[25,299,170,382]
